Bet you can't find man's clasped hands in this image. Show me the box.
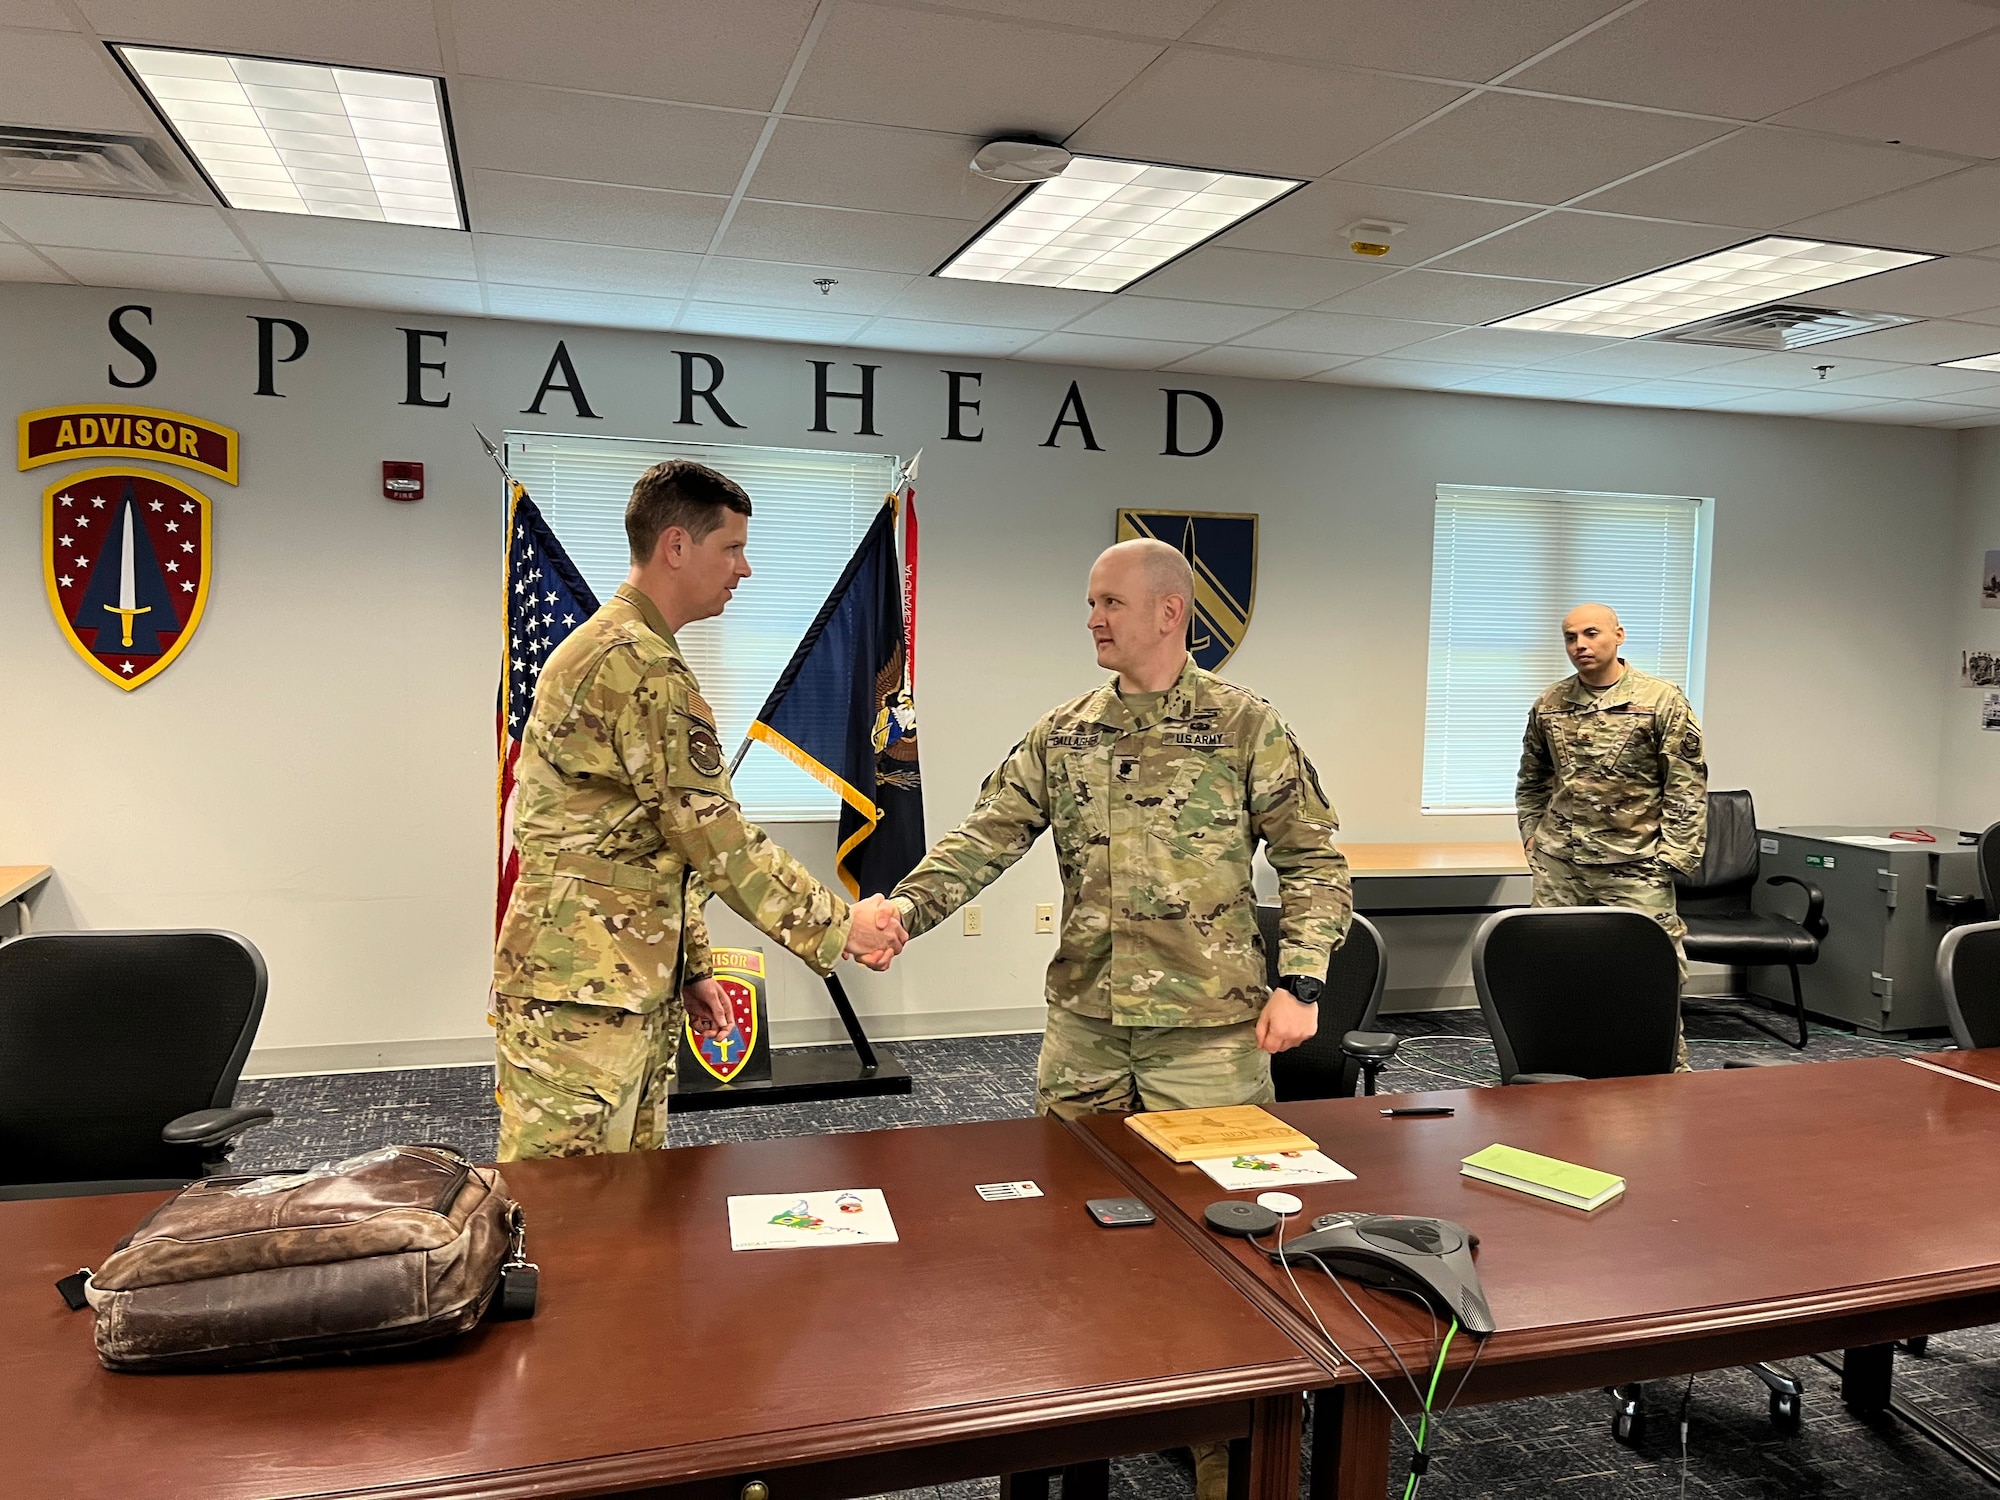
[842,894,910,972]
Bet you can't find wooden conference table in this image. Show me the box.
[1072,1051,2000,1498]
[1340,842,1529,917]
[0,1116,1321,1500]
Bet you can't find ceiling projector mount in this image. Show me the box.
[969,138,1072,183]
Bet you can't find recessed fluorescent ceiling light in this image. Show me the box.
[1491,237,1933,339]
[937,156,1301,293]
[114,46,462,227]
[1941,352,2000,371]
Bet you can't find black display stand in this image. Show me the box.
[669,973,912,1111]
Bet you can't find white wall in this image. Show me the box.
[0,283,1960,1070]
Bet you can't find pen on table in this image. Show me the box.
[1380,1106,1455,1117]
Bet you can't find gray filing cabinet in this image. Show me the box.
[1748,825,1979,1037]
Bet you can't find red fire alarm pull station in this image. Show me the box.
[382,461,424,501]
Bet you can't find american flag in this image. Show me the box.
[497,477,601,931]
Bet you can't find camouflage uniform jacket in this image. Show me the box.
[891,659,1351,1028]
[1516,662,1708,874]
[494,583,852,1013]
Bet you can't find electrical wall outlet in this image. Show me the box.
[962,905,982,936]
[1035,903,1055,934]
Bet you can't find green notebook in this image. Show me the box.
[1461,1142,1625,1211]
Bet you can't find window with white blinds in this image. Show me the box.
[505,433,900,820]
[1422,484,1710,814]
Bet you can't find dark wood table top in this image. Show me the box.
[1072,1054,2000,1398]
[1916,1046,2000,1089]
[0,1117,1319,1500]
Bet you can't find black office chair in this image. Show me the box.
[1977,821,2000,916]
[1471,906,1806,1440]
[1675,790,1825,1050]
[1938,920,2000,1050]
[0,930,275,1200]
[1255,906,1392,1099]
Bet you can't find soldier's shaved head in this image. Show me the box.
[1088,539,1196,692]
[1102,537,1196,612]
[1561,601,1626,687]
[1563,602,1621,632]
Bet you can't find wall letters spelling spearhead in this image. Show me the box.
[674,350,744,427]
[943,370,984,442]
[399,328,450,408]
[106,305,157,389]
[1041,381,1102,451]
[1161,388,1223,458]
[251,316,310,398]
[810,360,880,436]
[522,340,600,419]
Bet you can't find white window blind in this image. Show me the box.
[506,432,899,820]
[1422,484,1708,814]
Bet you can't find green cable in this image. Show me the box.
[1403,1318,1459,1500]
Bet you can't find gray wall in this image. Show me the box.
[0,282,1960,1071]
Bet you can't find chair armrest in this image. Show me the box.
[1766,875,1828,938]
[1510,1072,1587,1085]
[1339,1030,1400,1062]
[162,1106,274,1148]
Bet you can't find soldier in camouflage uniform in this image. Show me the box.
[1517,603,1708,1070]
[892,539,1352,1119]
[493,461,907,1160]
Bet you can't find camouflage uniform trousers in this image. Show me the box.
[1529,849,1691,1073]
[492,993,685,1160]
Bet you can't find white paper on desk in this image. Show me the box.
[727,1189,899,1250]
[1831,835,1904,847]
[1193,1150,1356,1191]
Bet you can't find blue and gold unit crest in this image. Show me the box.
[44,466,212,691]
[1115,508,1257,671]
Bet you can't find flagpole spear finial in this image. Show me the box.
[472,425,515,483]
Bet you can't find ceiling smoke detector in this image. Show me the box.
[0,126,203,201]
[1654,303,1919,350]
[1342,220,1405,257]
[969,139,1073,184]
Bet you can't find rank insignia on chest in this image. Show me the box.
[42,467,212,690]
[1114,508,1257,671]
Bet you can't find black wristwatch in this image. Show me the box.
[1280,975,1323,1005]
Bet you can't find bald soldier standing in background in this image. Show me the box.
[1517,602,1708,1069]
[493,459,907,1161]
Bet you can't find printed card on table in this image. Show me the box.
[727,1188,899,1250]
[1193,1149,1356,1191]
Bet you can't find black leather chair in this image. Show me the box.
[1255,906,1391,1100]
[1977,822,2000,916]
[0,930,275,1199]
[1675,790,1825,1050]
[1938,920,2000,1050]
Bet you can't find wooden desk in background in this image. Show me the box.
[1339,842,1528,917]
[1071,1054,2000,1499]
[0,864,51,934]
[0,1117,1321,1500]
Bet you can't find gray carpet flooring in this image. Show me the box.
[234,1007,2000,1500]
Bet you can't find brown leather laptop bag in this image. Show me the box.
[64,1144,536,1371]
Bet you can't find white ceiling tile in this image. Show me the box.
[1689,350,1905,386]
[1787,255,2000,318]
[749,121,1015,221]
[1071,49,1465,179]
[1391,325,1615,364]
[1431,212,1743,283]
[76,0,444,69]
[1216,181,1538,264]
[1834,398,1999,425]
[1531,340,1761,377]
[787,2,1161,135]
[449,0,814,109]
[38,247,280,297]
[1589,380,1766,407]
[1818,364,2000,398]
[0,28,150,130]
[678,303,879,344]
[233,214,473,276]
[453,78,762,196]
[1059,296,1285,343]
[1334,94,1730,206]
[1452,368,1636,399]
[0,241,66,281]
[873,275,1107,329]
[1187,0,1627,81]
[0,193,245,257]
[1579,129,1966,228]
[1231,310,1457,356]
[943,0,1215,36]
[1784,166,2000,253]
[1312,357,1506,388]
[1706,388,1890,416]
[1316,270,1589,323]
[1953,304,2000,329]
[1016,331,1209,368]
[471,172,727,252]
[1798,318,2000,363]
[486,283,681,329]
[720,201,969,273]
[847,318,1044,356]
[692,257,915,313]
[476,235,700,297]
[1137,247,1391,308]
[1504,0,1997,119]
[1161,347,1350,379]
[0,3,78,26]
[1775,33,2000,159]
[269,266,483,314]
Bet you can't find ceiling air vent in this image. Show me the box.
[0,126,203,202]
[1654,302,1917,350]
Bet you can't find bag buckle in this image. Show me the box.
[495,1206,539,1319]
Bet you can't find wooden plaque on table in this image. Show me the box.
[1126,1105,1316,1163]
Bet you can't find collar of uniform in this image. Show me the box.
[1083,655,1202,731]
[1562,659,1639,709]
[612,581,682,655]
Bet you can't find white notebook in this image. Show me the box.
[726,1189,899,1250]
[1193,1149,1356,1191]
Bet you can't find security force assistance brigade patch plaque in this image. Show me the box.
[1115,508,1257,671]
[676,947,774,1090]
[43,466,212,690]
